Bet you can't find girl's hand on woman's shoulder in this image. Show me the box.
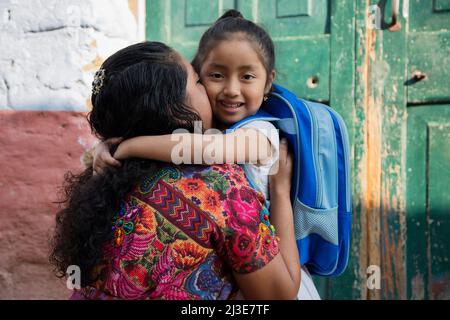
[269,138,293,198]
[92,137,123,175]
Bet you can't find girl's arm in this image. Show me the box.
[112,128,273,165]
[266,139,300,289]
[233,139,301,300]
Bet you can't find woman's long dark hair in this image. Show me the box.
[49,42,201,287]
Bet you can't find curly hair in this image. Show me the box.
[49,42,201,287]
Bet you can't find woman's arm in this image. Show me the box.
[112,128,273,165]
[232,139,301,300]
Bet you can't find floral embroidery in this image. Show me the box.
[77,164,279,300]
[133,200,157,235]
[177,178,207,195]
[229,230,256,259]
[196,188,223,220]
[171,240,208,269]
[224,187,261,234]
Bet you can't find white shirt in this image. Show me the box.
[240,120,279,204]
[239,120,321,300]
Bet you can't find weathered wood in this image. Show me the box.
[327,0,359,300]
[407,105,450,300]
[354,0,409,300]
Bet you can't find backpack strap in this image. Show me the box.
[226,110,297,135]
[225,110,279,133]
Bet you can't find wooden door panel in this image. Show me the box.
[148,0,235,60]
[255,0,330,37]
[407,0,450,103]
[246,0,331,101]
[275,37,330,102]
[409,0,450,32]
[406,105,450,299]
[428,123,450,299]
[407,32,450,103]
[172,0,235,41]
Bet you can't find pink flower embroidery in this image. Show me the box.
[224,189,261,234]
[229,230,256,260]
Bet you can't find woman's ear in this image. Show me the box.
[265,69,276,93]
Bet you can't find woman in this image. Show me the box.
[50,41,300,300]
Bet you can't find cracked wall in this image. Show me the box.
[0,0,144,111]
[0,0,145,299]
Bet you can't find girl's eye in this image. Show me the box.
[242,74,255,80]
[209,73,223,79]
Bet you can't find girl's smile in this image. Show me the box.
[219,99,245,113]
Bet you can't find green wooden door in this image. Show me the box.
[405,0,450,300]
[407,105,450,300]
[352,0,450,300]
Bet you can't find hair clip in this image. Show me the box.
[92,69,106,95]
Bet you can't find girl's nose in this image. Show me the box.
[223,78,240,97]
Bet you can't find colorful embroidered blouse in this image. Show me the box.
[71,164,279,300]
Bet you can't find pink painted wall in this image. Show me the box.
[0,110,97,299]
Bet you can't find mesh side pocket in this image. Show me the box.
[293,199,338,246]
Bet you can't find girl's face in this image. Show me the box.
[180,57,213,130]
[200,38,275,129]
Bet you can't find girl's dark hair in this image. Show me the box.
[192,9,275,84]
[49,41,200,287]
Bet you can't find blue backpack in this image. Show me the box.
[227,84,352,277]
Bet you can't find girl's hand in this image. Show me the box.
[93,137,123,175]
[112,139,133,161]
[269,138,293,197]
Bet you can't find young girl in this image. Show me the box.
[94,10,320,300]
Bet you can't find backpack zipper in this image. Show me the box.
[330,109,351,213]
[302,101,322,208]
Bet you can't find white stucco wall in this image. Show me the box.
[0,0,145,111]
[0,0,146,299]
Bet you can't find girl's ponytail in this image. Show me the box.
[217,9,244,21]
